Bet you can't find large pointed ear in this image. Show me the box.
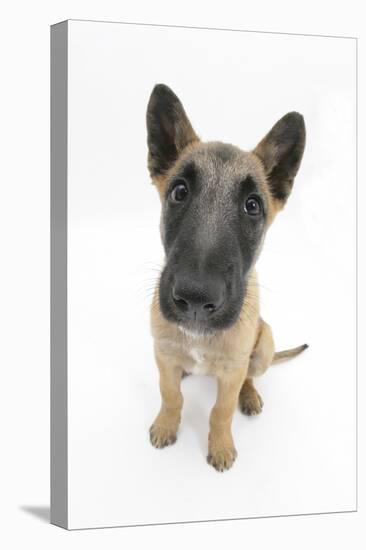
[146,84,199,178]
[253,112,306,203]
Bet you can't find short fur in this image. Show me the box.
[146,84,307,471]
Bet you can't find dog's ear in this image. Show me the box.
[253,112,305,203]
[146,84,199,178]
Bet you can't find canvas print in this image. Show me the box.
[51,20,357,529]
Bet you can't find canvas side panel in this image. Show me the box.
[50,20,68,529]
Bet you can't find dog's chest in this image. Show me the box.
[182,339,243,375]
[186,346,209,374]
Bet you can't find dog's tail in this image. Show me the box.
[272,343,309,364]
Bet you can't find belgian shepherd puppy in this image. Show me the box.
[146,84,307,471]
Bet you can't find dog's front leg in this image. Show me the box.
[149,350,183,449]
[207,366,247,472]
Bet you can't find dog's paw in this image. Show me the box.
[149,424,177,449]
[239,387,263,416]
[207,447,237,472]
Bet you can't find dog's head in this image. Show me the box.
[146,84,305,335]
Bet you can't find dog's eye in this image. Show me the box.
[170,180,188,203]
[244,195,262,216]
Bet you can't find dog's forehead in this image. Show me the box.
[182,142,264,188]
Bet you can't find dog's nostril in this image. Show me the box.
[172,281,225,317]
[175,297,188,307]
[172,289,189,309]
[203,303,216,313]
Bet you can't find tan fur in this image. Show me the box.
[147,90,307,471]
[151,141,201,200]
[149,158,307,470]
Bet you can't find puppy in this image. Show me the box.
[146,84,307,471]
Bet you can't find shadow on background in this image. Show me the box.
[20,506,50,523]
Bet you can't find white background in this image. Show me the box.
[67,21,356,529]
[0,1,365,549]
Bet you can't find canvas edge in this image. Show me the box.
[50,20,68,530]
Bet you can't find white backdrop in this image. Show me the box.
[0,1,365,548]
[65,21,356,528]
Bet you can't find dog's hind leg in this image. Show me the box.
[239,377,263,415]
[239,319,274,415]
[248,319,275,378]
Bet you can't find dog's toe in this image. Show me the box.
[149,424,177,449]
[207,448,237,472]
[181,370,191,379]
[239,389,263,416]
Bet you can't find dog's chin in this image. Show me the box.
[159,298,243,337]
[177,321,216,338]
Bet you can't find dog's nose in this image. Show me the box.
[172,276,225,320]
